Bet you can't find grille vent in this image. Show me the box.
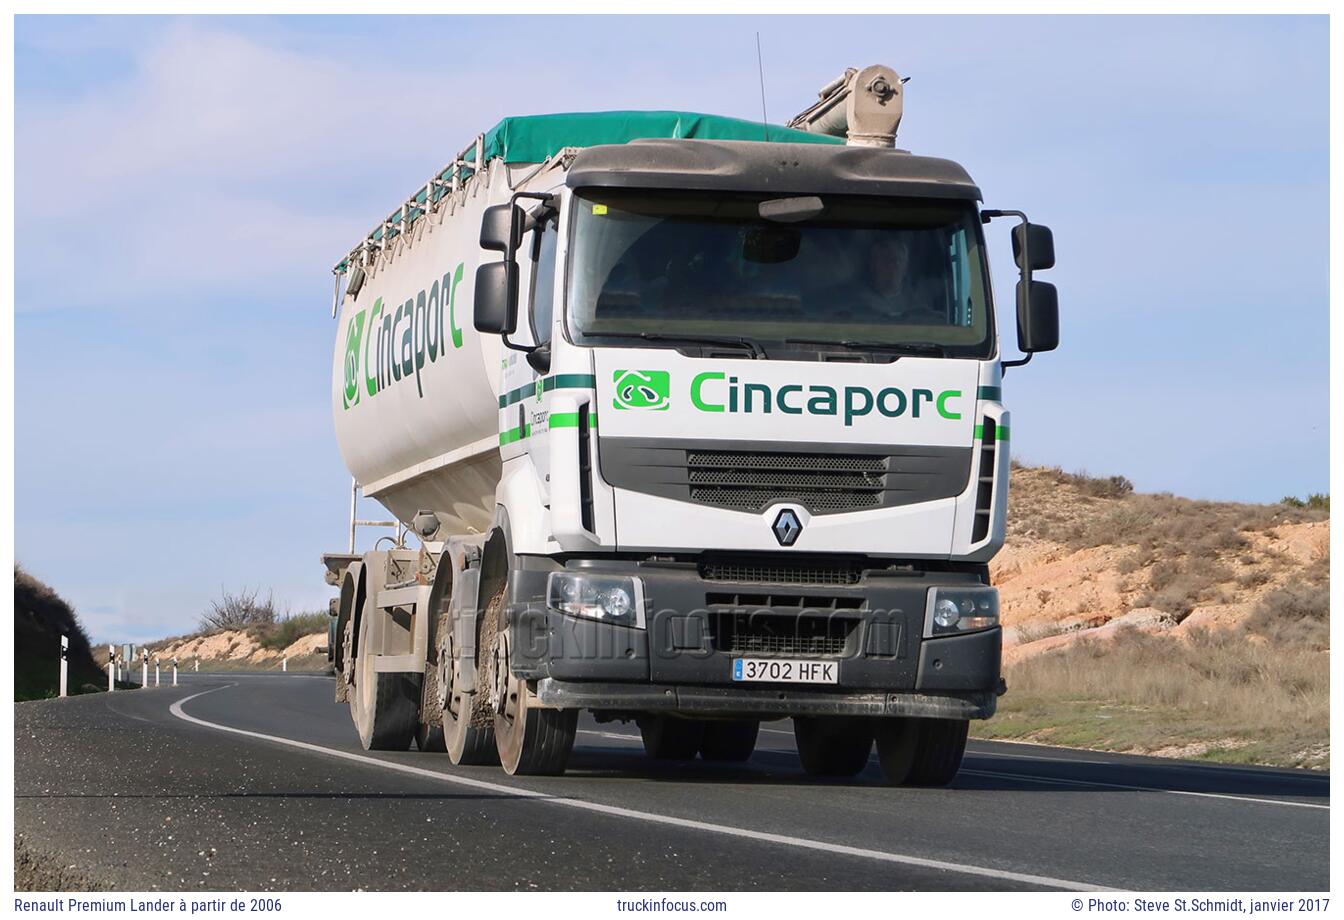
[686,450,886,513]
[699,556,864,586]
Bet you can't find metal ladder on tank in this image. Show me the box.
[348,477,404,552]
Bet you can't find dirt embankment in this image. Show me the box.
[993,466,1328,661]
[978,466,1329,769]
[145,629,328,669]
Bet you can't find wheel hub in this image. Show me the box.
[492,631,510,716]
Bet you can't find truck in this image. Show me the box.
[322,64,1060,784]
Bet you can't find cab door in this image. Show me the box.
[498,203,560,503]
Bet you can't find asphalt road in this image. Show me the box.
[14,672,1329,891]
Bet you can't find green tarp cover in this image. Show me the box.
[480,110,841,164]
[346,111,841,261]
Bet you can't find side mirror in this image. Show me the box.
[1016,280,1059,353]
[480,204,521,253]
[474,261,518,335]
[1012,223,1055,272]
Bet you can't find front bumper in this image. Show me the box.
[535,679,996,720]
[508,558,1001,720]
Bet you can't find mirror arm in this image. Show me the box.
[983,207,1034,374]
[498,190,558,355]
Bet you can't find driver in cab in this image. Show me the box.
[841,235,946,323]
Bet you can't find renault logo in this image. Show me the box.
[772,508,803,547]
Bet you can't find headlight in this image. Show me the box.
[923,586,999,637]
[546,573,645,628]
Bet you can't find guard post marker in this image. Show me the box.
[107,645,115,692]
[282,657,288,672]
[141,650,148,687]
[155,656,161,687]
[59,635,69,698]
[172,658,178,686]
[195,658,199,673]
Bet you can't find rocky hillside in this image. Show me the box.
[979,465,1329,768]
[149,628,328,669]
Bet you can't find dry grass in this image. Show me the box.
[981,556,1330,768]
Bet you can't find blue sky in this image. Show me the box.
[14,15,1329,643]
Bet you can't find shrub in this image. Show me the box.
[256,611,330,651]
[200,587,278,631]
[1282,493,1330,512]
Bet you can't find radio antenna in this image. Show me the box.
[755,32,770,141]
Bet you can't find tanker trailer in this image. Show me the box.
[323,65,1061,781]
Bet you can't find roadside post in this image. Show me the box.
[154,656,161,687]
[107,645,115,692]
[195,658,199,672]
[282,657,288,672]
[59,635,69,698]
[172,658,178,686]
[141,650,148,687]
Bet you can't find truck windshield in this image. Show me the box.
[566,188,993,358]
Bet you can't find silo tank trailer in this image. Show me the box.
[321,64,1061,782]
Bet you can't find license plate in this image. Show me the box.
[732,658,837,684]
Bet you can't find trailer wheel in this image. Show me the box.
[492,607,576,775]
[793,716,873,777]
[441,597,497,765]
[349,597,419,752]
[333,563,362,704]
[699,720,759,762]
[639,716,705,760]
[875,717,968,787]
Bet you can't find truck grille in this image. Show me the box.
[711,611,856,657]
[686,450,887,513]
[699,556,865,586]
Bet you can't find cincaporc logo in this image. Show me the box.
[612,370,671,411]
[342,311,366,409]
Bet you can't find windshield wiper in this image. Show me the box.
[784,338,948,357]
[583,330,765,359]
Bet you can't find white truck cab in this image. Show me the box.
[325,66,1059,783]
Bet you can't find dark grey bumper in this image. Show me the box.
[534,678,996,720]
[508,557,1002,719]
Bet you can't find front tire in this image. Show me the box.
[492,606,576,775]
[640,716,705,760]
[875,717,968,787]
[699,720,760,762]
[793,716,873,777]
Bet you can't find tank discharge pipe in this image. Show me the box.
[787,64,906,148]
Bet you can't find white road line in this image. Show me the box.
[579,729,644,743]
[585,728,1326,812]
[959,770,1329,811]
[169,686,1109,892]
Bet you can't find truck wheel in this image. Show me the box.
[699,720,759,762]
[492,612,576,775]
[440,602,497,766]
[639,716,705,760]
[414,611,447,754]
[793,716,873,777]
[350,599,419,752]
[875,717,969,787]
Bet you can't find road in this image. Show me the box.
[14,672,1329,891]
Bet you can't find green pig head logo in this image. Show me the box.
[612,370,670,411]
[342,310,366,410]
